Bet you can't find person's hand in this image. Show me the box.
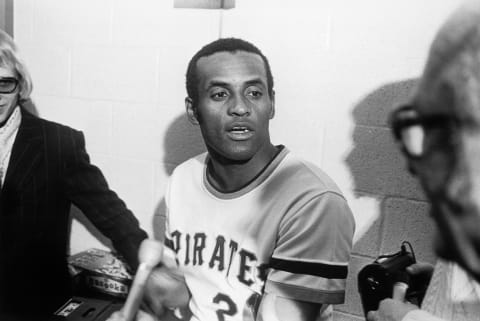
[106,309,158,321]
[406,262,434,282]
[406,261,434,305]
[143,265,191,317]
[366,299,418,321]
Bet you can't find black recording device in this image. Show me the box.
[52,297,122,321]
[357,242,428,317]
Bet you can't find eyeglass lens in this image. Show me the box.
[401,125,425,157]
[396,114,457,158]
[0,78,18,93]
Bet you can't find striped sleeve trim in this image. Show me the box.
[270,257,348,279]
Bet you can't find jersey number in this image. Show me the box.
[213,293,237,321]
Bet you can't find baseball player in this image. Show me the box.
[110,38,355,321]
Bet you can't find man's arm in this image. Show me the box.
[63,129,148,269]
[262,190,355,320]
[257,293,322,321]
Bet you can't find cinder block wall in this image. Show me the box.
[13,1,459,320]
[335,80,436,320]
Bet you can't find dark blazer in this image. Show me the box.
[0,108,148,318]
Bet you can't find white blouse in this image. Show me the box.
[0,106,21,188]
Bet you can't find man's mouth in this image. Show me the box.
[227,126,254,140]
[230,126,251,133]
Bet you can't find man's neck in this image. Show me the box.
[206,144,279,193]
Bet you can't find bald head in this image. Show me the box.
[429,2,480,67]
[415,2,480,120]
[394,2,480,281]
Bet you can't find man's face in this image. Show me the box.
[403,51,480,280]
[187,51,275,163]
[0,65,19,124]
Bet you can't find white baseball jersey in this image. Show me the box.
[164,147,355,321]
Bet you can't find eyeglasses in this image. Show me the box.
[0,77,19,94]
[390,105,459,158]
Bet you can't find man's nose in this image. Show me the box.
[228,95,250,116]
[445,171,469,200]
[443,153,474,207]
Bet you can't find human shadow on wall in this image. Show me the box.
[152,114,206,240]
[345,78,436,261]
[161,114,206,176]
[336,79,437,317]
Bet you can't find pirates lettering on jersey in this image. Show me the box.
[166,230,269,290]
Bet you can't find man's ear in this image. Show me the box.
[269,90,275,119]
[185,97,199,125]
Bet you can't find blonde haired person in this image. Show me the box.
[0,30,147,320]
[109,37,355,321]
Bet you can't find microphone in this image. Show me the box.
[392,272,410,302]
[122,239,164,321]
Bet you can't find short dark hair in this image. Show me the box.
[186,38,274,105]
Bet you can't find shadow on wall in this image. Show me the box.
[162,114,206,176]
[152,113,207,240]
[336,79,437,318]
[345,78,435,261]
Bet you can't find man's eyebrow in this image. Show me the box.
[244,78,266,87]
[204,78,267,90]
[205,80,229,90]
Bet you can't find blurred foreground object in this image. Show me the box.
[121,239,163,321]
[358,242,428,316]
[53,296,123,321]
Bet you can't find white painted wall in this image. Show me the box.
[13,1,462,318]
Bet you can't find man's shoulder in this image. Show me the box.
[170,152,208,178]
[278,153,345,198]
[22,108,81,137]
